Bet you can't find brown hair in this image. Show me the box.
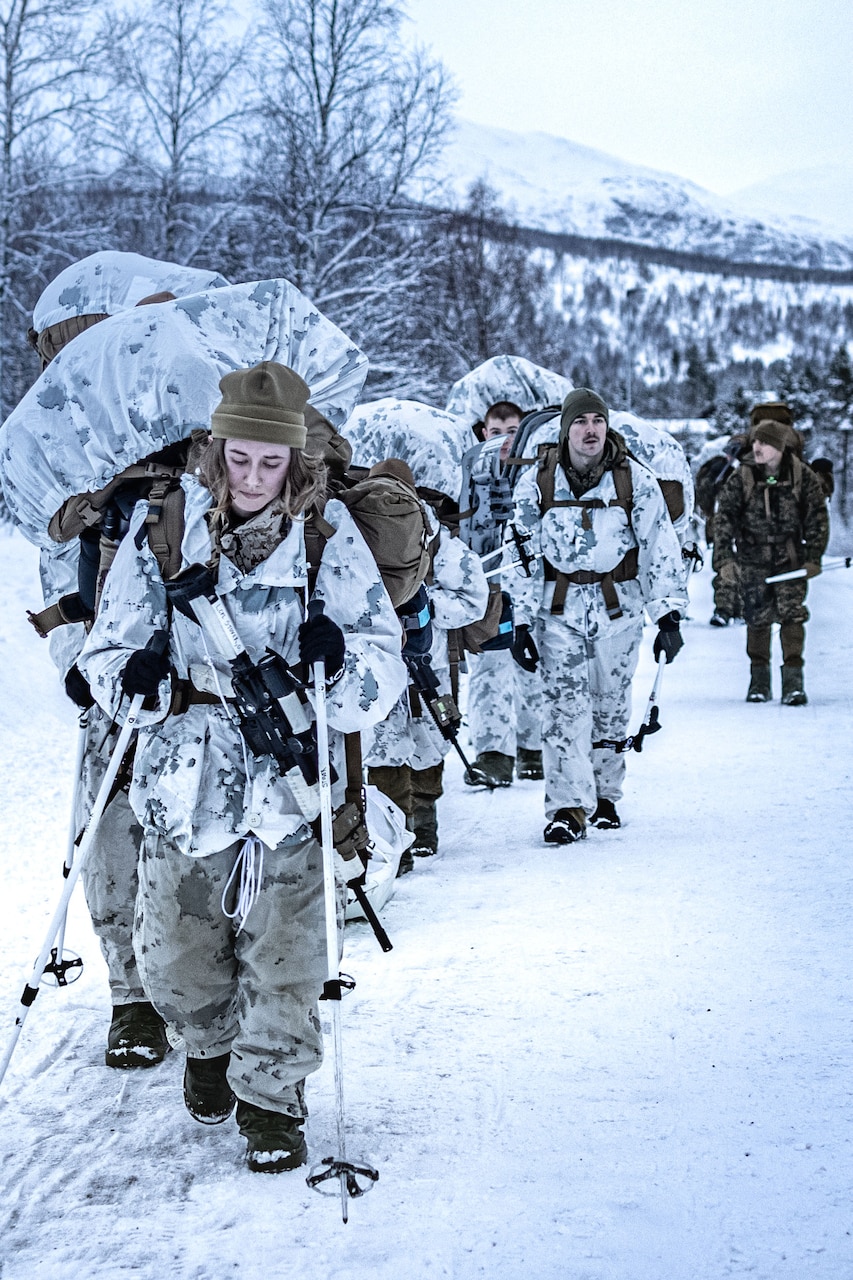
[197,436,327,525]
[484,400,524,425]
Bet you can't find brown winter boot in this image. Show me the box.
[780,664,807,706]
[516,747,544,780]
[746,664,772,703]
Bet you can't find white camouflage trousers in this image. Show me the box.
[466,648,542,756]
[537,613,643,819]
[77,715,146,1004]
[134,829,332,1117]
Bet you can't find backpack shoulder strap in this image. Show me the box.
[536,443,560,514]
[144,479,187,581]
[611,458,633,516]
[304,501,335,594]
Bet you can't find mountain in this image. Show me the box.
[727,164,853,240]
[432,120,853,273]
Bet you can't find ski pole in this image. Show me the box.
[305,602,378,1221]
[0,692,145,1089]
[765,556,851,584]
[592,652,667,754]
[633,653,667,753]
[48,713,90,987]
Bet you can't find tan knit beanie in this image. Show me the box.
[211,362,309,447]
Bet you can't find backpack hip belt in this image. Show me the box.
[544,546,639,619]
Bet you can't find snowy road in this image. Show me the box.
[0,528,851,1280]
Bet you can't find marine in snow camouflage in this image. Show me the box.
[510,445,688,818]
[78,477,407,858]
[343,398,470,502]
[445,354,572,427]
[363,505,489,769]
[1,278,368,548]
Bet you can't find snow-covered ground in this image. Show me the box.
[0,527,851,1279]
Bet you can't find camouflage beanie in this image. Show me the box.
[751,419,790,452]
[211,361,309,448]
[559,388,609,440]
[750,401,792,428]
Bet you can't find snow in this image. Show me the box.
[0,526,852,1279]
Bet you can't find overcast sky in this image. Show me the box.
[403,0,852,196]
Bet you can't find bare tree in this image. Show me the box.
[0,0,113,412]
[248,0,455,390]
[99,0,251,263]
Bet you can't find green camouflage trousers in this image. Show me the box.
[467,648,543,756]
[537,614,643,819]
[134,830,334,1117]
[78,716,146,1004]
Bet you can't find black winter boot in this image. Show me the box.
[746,664,772,703]
[236,1100,308,1173]
[411,800,438,857]
[105,1001,171,1069]
[781,664,807,706]
[184,1053,236,1124]
[544,807,587,845]
[516,747,544,780]
[464,751,514,788]
[590,797,621,829]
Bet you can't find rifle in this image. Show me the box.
[164,563,325,818]
[404,652,490,789]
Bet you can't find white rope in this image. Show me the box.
[221,835,265,934]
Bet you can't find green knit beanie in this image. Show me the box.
[559,388,609,442]
[211,362,309,448]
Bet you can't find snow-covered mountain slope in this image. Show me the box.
[728,163,853,240]
[432,119,853,271]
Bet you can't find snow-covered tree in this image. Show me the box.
[0,0,112,413]
[246,0,454,389]
[98,0,250,263]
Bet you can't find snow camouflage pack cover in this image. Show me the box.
[445,354,573,426]
[0,279,369,547]
[31,251,230,334]
[344,399,471,503]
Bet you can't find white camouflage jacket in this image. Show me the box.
[510,451,688,638]
[363,507,489,770]
[79,476,407,856]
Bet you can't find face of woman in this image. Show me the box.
[224,439,292,516]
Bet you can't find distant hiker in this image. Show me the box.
[508,388,687,843]
[694,434,748,626]
[713,414,829,705]
[79,363,406,1173]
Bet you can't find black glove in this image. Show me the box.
[653,611,683,664]
[510,623,539,673]
[299,610,346,681]
[121,634,171,696]
[65,663,95,710]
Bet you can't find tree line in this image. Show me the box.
[1,0,851,487]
